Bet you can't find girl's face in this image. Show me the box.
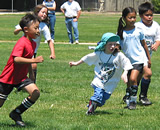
[140,10,153,27]
[38,7,48,21]
[104,42,117,54]
[124,12,136,29]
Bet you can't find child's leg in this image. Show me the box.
[139,66,152,105]
[0,83,14,107]
[9,79,40,127]
[31,63,37,83]
[127,69,140,110]
[86,86,108,115]
[13,83,40,114]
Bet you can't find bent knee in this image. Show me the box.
[31,89,40,100]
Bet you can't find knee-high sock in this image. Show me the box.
[140,78,150,97]
[14,97,35,114]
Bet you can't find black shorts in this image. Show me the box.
[128,64,144,75]
[0,78,34,100]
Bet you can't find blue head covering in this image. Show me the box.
[95,33,120,52]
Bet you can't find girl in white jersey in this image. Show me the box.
[117,7,151,110]
[14,5,56,83]
[69,33,133,115]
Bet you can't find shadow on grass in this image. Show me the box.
[0,121,36,128]
[94,110,113,115]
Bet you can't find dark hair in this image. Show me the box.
[117,7,136,40]
[33,4,49,23]
[19,13,40,32]
[138,2,154,15]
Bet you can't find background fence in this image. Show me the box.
[0,0,152,12]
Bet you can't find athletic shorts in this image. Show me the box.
[0,78,34,100]
[128,63,144,75]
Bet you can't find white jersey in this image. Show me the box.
[61,0,81,18]
[33,22,51,53]
[119,27,147,65]
[81,51,133,94]
[15,22,51,53]
[135,20,160,56]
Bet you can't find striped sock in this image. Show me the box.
[15,97,35,114]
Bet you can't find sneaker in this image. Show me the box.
[86,100,97,115]
[122,95,127,103]
[139,96,152,105]
[69,42,73,44]
[51,39,54,43]
[44,40,47,43]
[9,110,25,127]
[75,40,79,44]
[128,101,136,110]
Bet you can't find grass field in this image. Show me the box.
[0,12,160,129]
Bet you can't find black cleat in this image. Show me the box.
[9,110,25,127]
[139,96,152,106]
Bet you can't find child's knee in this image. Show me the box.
[32,89,40,100]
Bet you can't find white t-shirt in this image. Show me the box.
[34,22,51,53]
[81,51,133,94]
[119,27,147,65]
[15,22,51,53]
[135,20,160,56]
[61,0,81,17]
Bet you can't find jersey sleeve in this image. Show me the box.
[155,22,160,41]
[117,52,133,71]
[81,52,99,66]
[42,23,51,41]
[12,39,24,57]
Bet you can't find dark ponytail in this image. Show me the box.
[117,17,125,40]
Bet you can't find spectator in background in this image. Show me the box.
[43,0,56,43]
[60,0,81,44]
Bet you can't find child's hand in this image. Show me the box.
[50,54,56,59]
[69,62,77,67]
[151,42,159,51]
[148,60,151,68]
[121,70,128,84]
[35,56,44,63]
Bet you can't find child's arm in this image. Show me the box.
[69,60,84,67]
[28,64,35,81]
[151,41,160,51]
[141,40,151,68]
[14,25,22,35]
[48,40,56,59]
[121,70,128,84]
[14,56,44,64]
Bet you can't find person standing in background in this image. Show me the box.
[60,0,81,44]
[43,0,56,43]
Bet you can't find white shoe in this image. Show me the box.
[51,39,54,43]
[44,40,47,43]
[75,40,79,44]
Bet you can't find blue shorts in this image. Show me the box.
[90,85,111,107]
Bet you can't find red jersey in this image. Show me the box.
[0,36,36,85]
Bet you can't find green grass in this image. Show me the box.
[0,13,160,129]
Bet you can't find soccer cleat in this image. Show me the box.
[9,110,25,127]
[128,101,136,110]
[139,96,152,105]
[86,100,97,115]
[122,95,127,103]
